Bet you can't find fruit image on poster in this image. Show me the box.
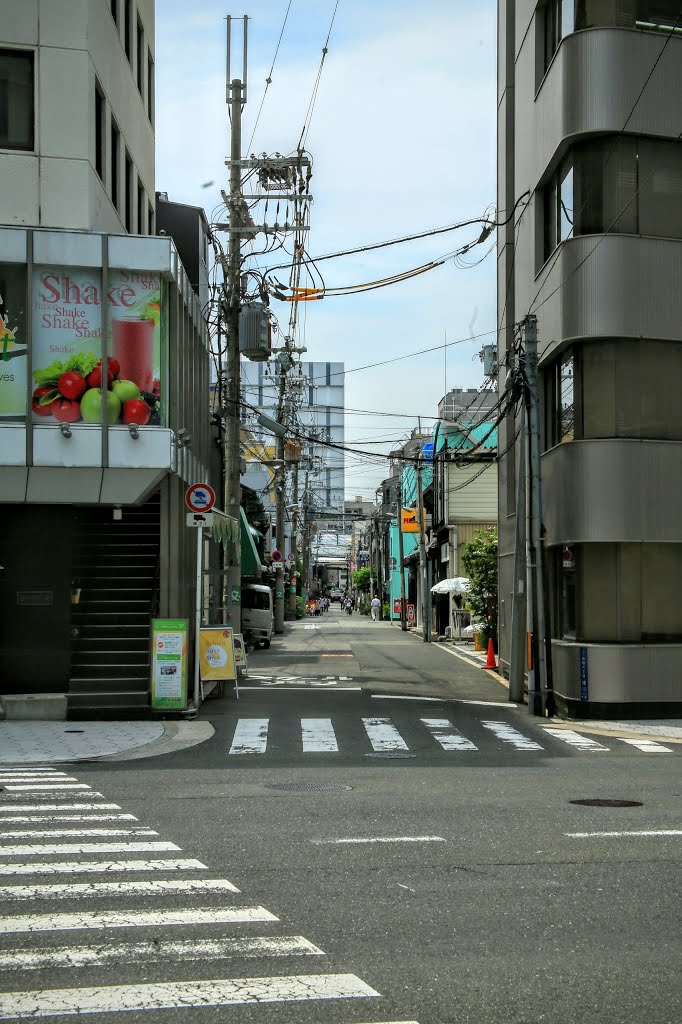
[108,270,163,427]
[31,266,165,426]
[0,265,28,420]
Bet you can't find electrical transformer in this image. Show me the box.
[239,303,272,361]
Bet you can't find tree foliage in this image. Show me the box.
[351,567,375,593]
[460,527,498,647]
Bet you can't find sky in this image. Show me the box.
[155,0,497,500]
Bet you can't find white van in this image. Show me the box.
[242,584,274,648]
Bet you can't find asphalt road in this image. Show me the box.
[0,609,679,1023]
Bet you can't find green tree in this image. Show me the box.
[460,527,498,648]
[351,567,375,594]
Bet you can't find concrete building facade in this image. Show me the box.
[497,1,682,714]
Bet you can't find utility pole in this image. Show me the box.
[376,517,384,620]
[397,483,407,630]
[288,457,299,617]
[222,15,247,629]
[416,457,430,643]
[508,408,527,702]
[274,363,287,634]
[521,314,549,715]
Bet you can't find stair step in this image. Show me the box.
[68,678,149,693]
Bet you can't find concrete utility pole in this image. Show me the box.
[222,15,247,629]
[288,458,299,617]
[508,409,527,703]
[521,314,549,715]
[397,484,407,630]
[416,458,430,643]
[274,364,287,634]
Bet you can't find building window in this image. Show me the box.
[110,118,120,210]
[111,0,119,27]
[0,49,34,151]
[137,181,144,234]
[124,0,133,64]
[148,201,154,235]
[540,0,575,73]
[125,150,133,231]
[94,79,105,181]
[147,50,154,124]
[541,136,682,263]
[136,15,144,95]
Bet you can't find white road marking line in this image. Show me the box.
[420,718,477,751]
[0,814,138,823]
[1,783,92,791]
[371,695,445,703]
[0,858,207,876]
[0,973,379,1018]
[619,738,674,753]
[566,830,682,838]
[370,695,515,708]
[542,728,608,751]
[0,773,72,780]
[362,717,409,751]
[0,841,180,857]
[0,827,157,839]
[312,836,445,845]
[229,719,269,754]
[481,721,543,750]
[0,905,279,935]
[240,686,362,691]
[301,719,339,752]
[0,935,323,971]
[0,878,241,901]
[0,803,121,813]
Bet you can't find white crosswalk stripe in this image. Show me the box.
[0,973,380,1019]
[0,841,180,857]
[481,721,544,750]
[302,718,339,751]
[0,803,121,813]
[0,906,278,935]
[0,858,208,875]
[362,717,409,751]
[1,783,92,791]
[0,827,157,839]
[420,718,477,751]
[0,814,138,823]
[618,737,674,753]
[542,728,608,751]
[0,878,241,901]
[229,718,269,754]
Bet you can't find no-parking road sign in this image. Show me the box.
[185,483,216,514]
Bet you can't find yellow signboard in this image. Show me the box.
[401,507,425,533]
[199,627,236,681]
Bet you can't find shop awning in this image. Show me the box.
[240,506,262,579]
[211,509,240,563]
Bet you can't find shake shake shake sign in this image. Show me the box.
[31,267,163,426]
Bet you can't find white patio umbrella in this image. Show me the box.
[430,576,470,596]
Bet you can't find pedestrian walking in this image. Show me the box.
[370,595,381,621]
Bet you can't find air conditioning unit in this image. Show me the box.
[239,303,272,361]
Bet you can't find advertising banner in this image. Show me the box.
[151,619,188,710]
[199,627,237,681]
[0,265,28,420]
[401,507,425,533]
[30,266,164,426]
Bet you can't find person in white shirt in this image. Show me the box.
[370,596,381,621]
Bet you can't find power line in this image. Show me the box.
[246,0,294,154]
[297,0,341,151]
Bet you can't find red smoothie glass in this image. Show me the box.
[112,315,154,392]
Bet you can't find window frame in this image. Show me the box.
[94,78,105,181]
[0,47,35,153]
[125,149,134,233]
[136,14,144,95]
[110,117,120,211]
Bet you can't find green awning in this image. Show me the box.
[211,510,240,563]
[240,506,261,579]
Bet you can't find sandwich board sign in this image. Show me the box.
[151,619,189,710]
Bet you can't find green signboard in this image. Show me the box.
[151,618,189,710]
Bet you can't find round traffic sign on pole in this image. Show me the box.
[271,549,283,563]
[185,483,216,513]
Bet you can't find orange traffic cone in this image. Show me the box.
[483,637,497,670]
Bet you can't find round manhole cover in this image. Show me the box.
[265,783,352,793]
[570,799,643,808]
[365,752,416,760]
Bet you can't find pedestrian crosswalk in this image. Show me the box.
[225,713,678,758]
[0,765,389,1021]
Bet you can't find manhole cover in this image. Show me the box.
[365,752,416,760]
[265,783,352,793]
[569,799,643,808]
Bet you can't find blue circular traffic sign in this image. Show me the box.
[185,483,216,513]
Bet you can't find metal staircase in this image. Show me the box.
[68,495,160,715]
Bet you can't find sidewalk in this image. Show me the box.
[0,720,214,765]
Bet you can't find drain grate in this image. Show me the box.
[365,752,416,760]
[570,798,643,808]
[266,783,352,793]
[64,730,84,734]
